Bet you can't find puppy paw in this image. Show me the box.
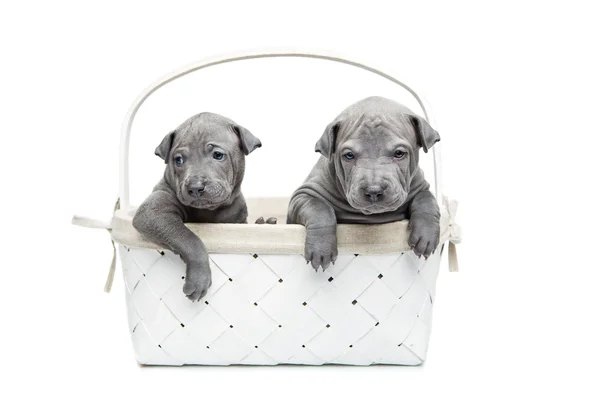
[183,262,212,302]
[305,226,338,272]
[408,214,440,259]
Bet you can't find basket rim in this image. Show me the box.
[111,197,452,255]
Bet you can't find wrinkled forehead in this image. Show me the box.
[339,113,417,151]
[175,121,237,150]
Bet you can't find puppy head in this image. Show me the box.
[155,112,261,210]
[315,97,439,215]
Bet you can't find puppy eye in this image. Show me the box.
[213,151,225,160]
[394,150,406,159]
[174,156,184,166]
[343,152,355,160]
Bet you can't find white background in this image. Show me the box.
[1,0,599,399]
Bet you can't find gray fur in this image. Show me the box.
[133,112,261,301]
[287,96,441,271]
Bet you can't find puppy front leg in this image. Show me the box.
[408,190,441,258]
[133,195,212,302]
[288,194,338,271]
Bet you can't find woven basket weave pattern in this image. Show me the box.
[120,245,442,365]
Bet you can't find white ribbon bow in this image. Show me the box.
[443,196,462,272]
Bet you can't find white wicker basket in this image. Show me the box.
[73,50,461,366]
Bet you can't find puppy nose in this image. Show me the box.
[364,186,384,202]
[187,183,205,197]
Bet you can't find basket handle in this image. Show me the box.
[119,49,443,211]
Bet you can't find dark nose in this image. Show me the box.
[187,183,205,198]
[364,185,384,202]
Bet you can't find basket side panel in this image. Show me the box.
[118,245,443,366]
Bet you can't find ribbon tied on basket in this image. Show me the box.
[71,199,119,293]
[443,196,462,272]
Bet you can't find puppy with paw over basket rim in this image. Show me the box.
[133,112,262,301]
[288,96,441,271]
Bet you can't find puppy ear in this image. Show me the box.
[315,120,340,160]
[409,115,440,153]
[155,130,176,163]
[233,124,262,155]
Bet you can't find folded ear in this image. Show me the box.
[315,120,340,160]
[409,115,440,153]
[233,124,262,155]
[155,130,176,163]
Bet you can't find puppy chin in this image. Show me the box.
[191,200,226,210]
[180,194,231,210]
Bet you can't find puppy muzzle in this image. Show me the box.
[180,179,231,208]
[348,183,407,214]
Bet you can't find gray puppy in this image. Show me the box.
[287,96,441,271]
[133,112,261,301]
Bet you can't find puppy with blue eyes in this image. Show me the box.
[287,96,441,271]
[133,112,262,301]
